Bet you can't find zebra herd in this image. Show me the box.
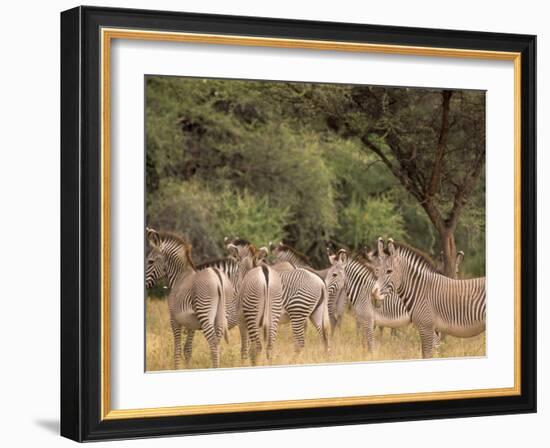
[145,228,486,368]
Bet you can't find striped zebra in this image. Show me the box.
[372,239,486,359]
[364,246,466,342]
[324,250,349,332]
[227,240,283,365]
[145,228,231,369]
[277,267,332,354]
[331,248,410,351]
[234,241,333,355]
[195,257,240,330]
[270,242,344,330]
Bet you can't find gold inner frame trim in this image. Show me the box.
[100,27,522,421]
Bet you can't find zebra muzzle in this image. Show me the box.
[371,287,384,308]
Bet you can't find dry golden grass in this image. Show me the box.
[146,296,486,371]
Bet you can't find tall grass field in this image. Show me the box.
[146,296,486,371]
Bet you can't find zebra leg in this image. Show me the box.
[290,314,307,356]
[170,319,183,370]
[183,329,195,368]
[266,312,280,363]
[390,328,398,337]
[310,311,330,354]
[202,322,221,368]
[248,331,262,366]
[361,318,375,353]
[418,324,435,359]
[265,292,282,363]
[433,330,441,350]
[367,320,376,352]
[245,314,261,366]
[238,319,249,361]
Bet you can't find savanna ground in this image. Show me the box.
[145,296,486,371]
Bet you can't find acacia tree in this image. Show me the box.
[358,88,486,277]
[289,85,486,277]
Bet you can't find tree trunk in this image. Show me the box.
[440,229,457,278]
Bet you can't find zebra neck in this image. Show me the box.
[234,257,255,293]
[398,264,442,313]
[314,267,329,280]
[166,267,193,289]
[344,260,375,306]
[280,255,308,268]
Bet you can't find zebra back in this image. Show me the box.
[272,244,311,268]
[196,257,239,283]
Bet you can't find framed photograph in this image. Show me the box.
[60,6,536,441]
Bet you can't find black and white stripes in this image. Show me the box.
[373,239,486,358]
[145,228,231,368]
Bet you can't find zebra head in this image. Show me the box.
[255,246,270,266]
[372,237,399,308]
[325,249,349,329]
[269,241,285,261]
[226,238,257,290]
[436,250,465,277]
[226,237,253,261]
[145,227,194,289]
[145,227,166,289]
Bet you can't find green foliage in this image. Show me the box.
[148,179,225,259]
[216,188,291,249]
[145,76,486,275]
[148,179,291,260]
[339,196,407,249]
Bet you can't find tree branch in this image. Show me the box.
[428,90,453,197]
[361,137,422,203]
[447,147,485,229]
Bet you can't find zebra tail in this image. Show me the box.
[216,276,229,344]
[261,266,272,345]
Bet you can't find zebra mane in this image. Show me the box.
[393,242,439,273]
[277,244,311,265]
[158,231,196,270]
[195,257,236,270]
[352,255,377,274]
[231,238,251,246]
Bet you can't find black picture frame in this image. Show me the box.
[61,5,536,442]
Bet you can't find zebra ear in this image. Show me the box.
[365,249,376,262]
[377,237,386,259]
[327,247,336,265]
[146,228,160,247]
[337,249,348,265]
[387,238,396,257]
[257,246,269,260]
[269,241,275,250]
[227,243,238,257]
[456,250,465,272]
[224,236,230,244]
